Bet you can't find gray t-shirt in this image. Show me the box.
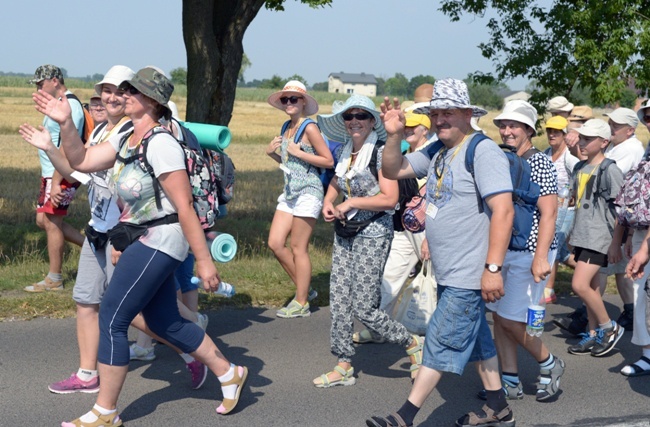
[569,161,624,254]
[407,134,512,289]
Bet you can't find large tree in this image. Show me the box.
[183,0,331,125]
[440,0,650,109]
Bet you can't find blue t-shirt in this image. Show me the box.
[406,134,512,290]
[39,90,84,177]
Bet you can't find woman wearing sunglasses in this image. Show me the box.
[29,66,247,426]
[266,81,334,318]
[312,95,423,388]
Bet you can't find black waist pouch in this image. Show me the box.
[84,225,108,252]
[107,214,179,252]
[334,212,386,238]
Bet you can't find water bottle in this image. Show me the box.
[526,291,546,337]
[556,184,570,230]
[191,276,235,298]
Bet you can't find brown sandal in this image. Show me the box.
[216,366,248,415]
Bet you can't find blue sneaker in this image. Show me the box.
[568,332,597,355]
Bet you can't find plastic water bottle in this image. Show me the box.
[526,304,545,337]
[190,276,235,298]
[556,184,570,230]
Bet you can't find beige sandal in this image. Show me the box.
[313,365,356,388]
[216,366,248,415]
[353,329,386,344]
[406,335,424,379]
[62,408,123,427]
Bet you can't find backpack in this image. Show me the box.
[281,118,342,192]
[116,126,221,229]
[174,118,235,207]
[615,159,650,229]
[366,141,419,231]
[66,93,94,143]
[426,134,541,251]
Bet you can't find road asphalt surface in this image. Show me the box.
[1,294,648,426]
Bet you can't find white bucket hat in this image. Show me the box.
[317,94,386,142]
[94,65,136,94]
[267,80,319,116]
[413,78,487,117]
[546,96,574,113]
[493,100,538,131]
[637,99,650,123]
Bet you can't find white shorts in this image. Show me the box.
[276,193,322,219]
[487,249,556,323]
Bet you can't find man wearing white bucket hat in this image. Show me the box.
[367,78,516,427]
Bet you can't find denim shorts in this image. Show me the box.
[555,207,574,263]
[422,284,497,375]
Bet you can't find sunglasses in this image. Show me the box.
[119,84,140,95]
[643,115,650,124]
[279,96,303,105]
[342,112,372,121]
[434,148,448,180]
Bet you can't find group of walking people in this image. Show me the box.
[21,64,650,426]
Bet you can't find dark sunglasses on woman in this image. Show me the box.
[342,112,372,121]
[280,96,303,105]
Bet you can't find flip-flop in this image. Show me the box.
[621,356,650,377]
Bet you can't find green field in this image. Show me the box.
[0,83,634,320]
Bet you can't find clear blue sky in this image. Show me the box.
[0,0,528,90]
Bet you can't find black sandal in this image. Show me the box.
[621,356,650,377]
[366,412,412,427]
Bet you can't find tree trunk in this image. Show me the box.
[183,0,265,125]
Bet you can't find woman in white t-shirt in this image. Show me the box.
[27,67,247,426]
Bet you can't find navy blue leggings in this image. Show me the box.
[98,242,205,366]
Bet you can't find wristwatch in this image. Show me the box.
[485,263,502,273]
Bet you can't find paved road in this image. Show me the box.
[1,294,649,427]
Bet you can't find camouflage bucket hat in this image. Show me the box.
[121,67,174,116]
[29,64,63,84]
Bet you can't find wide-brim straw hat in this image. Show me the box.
[267,80,318,116]
[317,94,387,142]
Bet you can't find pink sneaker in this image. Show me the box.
[187,360,208,389]
[543,288,557,304]
[48,373,100,394]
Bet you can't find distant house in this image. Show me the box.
[328,72,377,97]
[500,89,531,104]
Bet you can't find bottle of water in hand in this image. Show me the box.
[191,277,235,298]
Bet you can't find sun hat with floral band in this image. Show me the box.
[317,94,386,142]
[267,80,319,116]
[413,78,487,117]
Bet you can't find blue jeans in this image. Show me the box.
[555,207,575,263]
[422,284,497,375]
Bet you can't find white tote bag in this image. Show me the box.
[395,260,437,336]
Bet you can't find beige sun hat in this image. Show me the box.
[267,80,319,116]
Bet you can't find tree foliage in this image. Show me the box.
[259,74,285,89]
[383,73,410,97]
[182,0,332,125]
[238,53,251,84]
[465,77,506,110]
[440,0,650,112]
[170,67,188,86]
[407,75,436,97]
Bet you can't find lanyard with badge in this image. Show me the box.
[428,134,471,219]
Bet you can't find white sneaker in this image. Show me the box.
[129,343,156,361]
[195,312,209,331]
